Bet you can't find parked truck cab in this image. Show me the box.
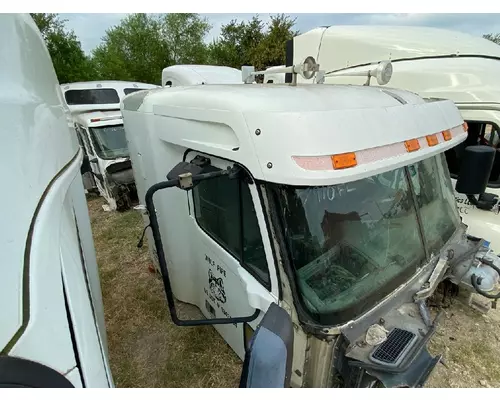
[61,81,159,211]
[122,58,500,388]
[286,25,500,253]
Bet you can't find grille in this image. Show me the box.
[371,328,417,365]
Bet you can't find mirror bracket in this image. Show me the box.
[178,172,194,189]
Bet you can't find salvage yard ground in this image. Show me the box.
[88,195,500,388]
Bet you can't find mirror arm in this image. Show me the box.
[144,170,260,327]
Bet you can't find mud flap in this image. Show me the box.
[364,348,441,388]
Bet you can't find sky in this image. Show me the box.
[60,13,500,54]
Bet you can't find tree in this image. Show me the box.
[91,13,211,84]
[31,13,95,83]
[208,14,298,70]
[91,14,171,84]
[483,33,500,45]
[161,13,212,64]
[252,14,298,71]
[208,16,265,68]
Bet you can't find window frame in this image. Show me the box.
[191,164,272,291]
[75,124,95,157]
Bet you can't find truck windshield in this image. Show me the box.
[269,153,460,324]
[89,125,129,160]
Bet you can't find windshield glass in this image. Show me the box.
[89,125,129,159]
[269,153,460,323]
[408,155,460,255]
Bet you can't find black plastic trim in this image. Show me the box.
[285,39,293,84]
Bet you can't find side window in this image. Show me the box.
[193,171,270,287]
[76,125,94,156]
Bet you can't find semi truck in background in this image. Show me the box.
[0,13,293,388]
[60,81,159,211]
[283,25,500,253]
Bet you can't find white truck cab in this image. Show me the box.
[61,81,159,211]
[286,25,500,253]
[122,57,500,388]
[71,109,136,211]
[161,64,242,88]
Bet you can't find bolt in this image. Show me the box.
[255,129,261,136]
[267,162,273,169]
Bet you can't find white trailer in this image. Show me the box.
[122,56,500,388]
[286,25,500,253]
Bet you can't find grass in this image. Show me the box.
[88,194,500,388]
[87,195,241,388]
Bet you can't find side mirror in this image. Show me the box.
[239,303,294,388]
[81,154,91,175]
[455,145,496,195]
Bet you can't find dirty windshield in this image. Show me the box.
[89,125,129,159]
[270,154,460,322]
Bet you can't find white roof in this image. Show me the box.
[292,26,500,107]
[296,26,500,72]
[123,83,464,186]
[161,65,242,87]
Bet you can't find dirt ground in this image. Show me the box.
[88,195,500,388]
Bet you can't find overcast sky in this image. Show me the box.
[60,13,500,54]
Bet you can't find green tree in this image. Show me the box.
[252,14,298,71]
[30,13,95,83]
[161,13,212,64]
[483,33,500,45]
[208,16,265,68]
[208,14,297,70]
[91,13,171,84]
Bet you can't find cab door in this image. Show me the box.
[184,152,280,360]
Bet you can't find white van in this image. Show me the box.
[286,25,500,253]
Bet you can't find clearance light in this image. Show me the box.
[292,123,465,172]
[331,153,357,169]
[90,115,123,123]
[442,129,452,141]
[426,134,438,147]
[463,122,468,132]
[404,139,420,152]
